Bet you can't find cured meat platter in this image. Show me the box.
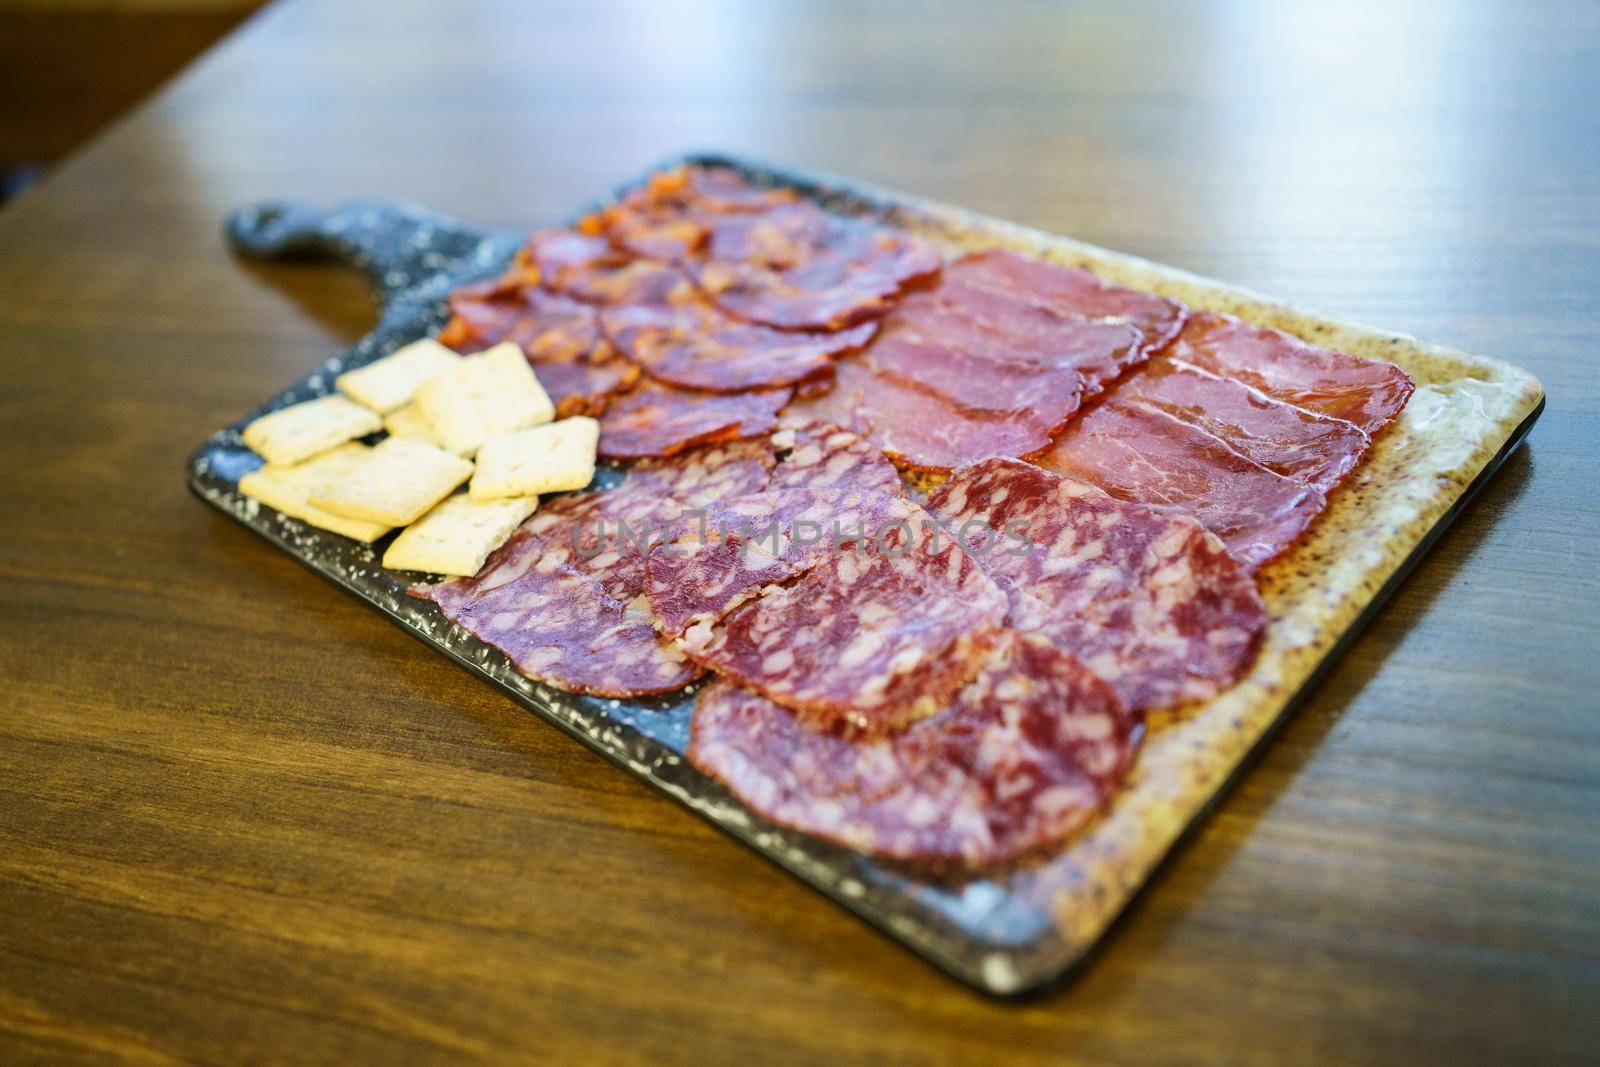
[189,153,1544,995]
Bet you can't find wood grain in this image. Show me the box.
[0,0,1595,1063]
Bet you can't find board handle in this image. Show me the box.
[225,199,521,309]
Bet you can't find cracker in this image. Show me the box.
[308,436,474,526]
[383,403,436,442]
[237,443,392,542]
[336,339,460,413]
[470,417,600,500]
[414,342,555,456]
[241,394,382,466]
[382,493,538,576]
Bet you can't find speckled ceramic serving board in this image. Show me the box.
[188,153,1544,996]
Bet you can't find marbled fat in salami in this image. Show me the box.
[767,421,905,497]
[680,505,1007,735]
[416,527,701,697]
[944,250,1188,351]
[694,202,941,331]
[928,459,1266,711]
[688,629,1137,868]
[598,379,793,459]
[1117,356,1372,494]
[1162,312,1414,437]
[1039,399,1327,569]
[600,301,875,392]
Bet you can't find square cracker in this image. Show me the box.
[414,342,554,456]
[383,403,437,442]
[337,339,460,413]
[308,436,474,526]
[382,493,538,576]
[470,417,600,500]
[238,443,392,542]
[241,394,382,466]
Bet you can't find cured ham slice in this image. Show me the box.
[1161,312,1414,436]
[693,202,941,331]
[689,630,1137,869]
[598,380,792,459]
[783,357,1054,471]
[944,249,1187,351]
[1039,399,1327,569]
[679,504,1007,736]
[928,459,1266,711]
[600,303,875,392]
[1117,357,1371,494]
[438,277,636,415]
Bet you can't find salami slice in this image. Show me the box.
[944,250,1187,351]
[645,485,908,638]
[693,202,941,331]
[928,459,1266,711]
[680,505,1007,735]
[600,301,875,392]
[416,527,701,697]
[1159,312,1414,437]
[439,277,637,415]
[689,629,1137,869]
[598,380,793,460]
[600,165,799,261]
[1039,399,1327,569]
[768,421,904,497]
[522,232,695,308]
[1116,356,1372,494]
[783,357,1055,471]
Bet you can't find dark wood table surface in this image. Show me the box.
[1,1,1596,1063]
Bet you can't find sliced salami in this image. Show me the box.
[1039,399,1327,569]
[416,527,701,697]
[600,301,875,392]
[689,629,1137,869]
[600,165,798,262]
[928,459,1266,711]
[1116,356,1372,494]
[598,380,793,459]
[645,485,908,638]
[767,421,904,497]
[944,250,1187,351]
[693,202,941,331]
[680,505,1007,735]
[1161,312,1414,436]
[438,277,637,415]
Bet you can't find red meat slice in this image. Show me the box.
[693,202,942,331]
[944,249,1188,351]
[1038,399,1327,569]
[600,302,875,392]
[1161,312,1414,436]
[679,505,1007,736]
[598,380,793,460]
[688,629,1137,869]
[415,527,701,698]
[928,459,1267,711]
[1116,356,1372,494]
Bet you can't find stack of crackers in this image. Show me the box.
[238,340,601,577]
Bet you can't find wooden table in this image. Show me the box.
[1,1,1595,1063]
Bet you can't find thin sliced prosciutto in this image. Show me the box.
[1038,399,1327,569]
[598,380,793,460]
[944,249,1187,351]
[1162,312,1414,437]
